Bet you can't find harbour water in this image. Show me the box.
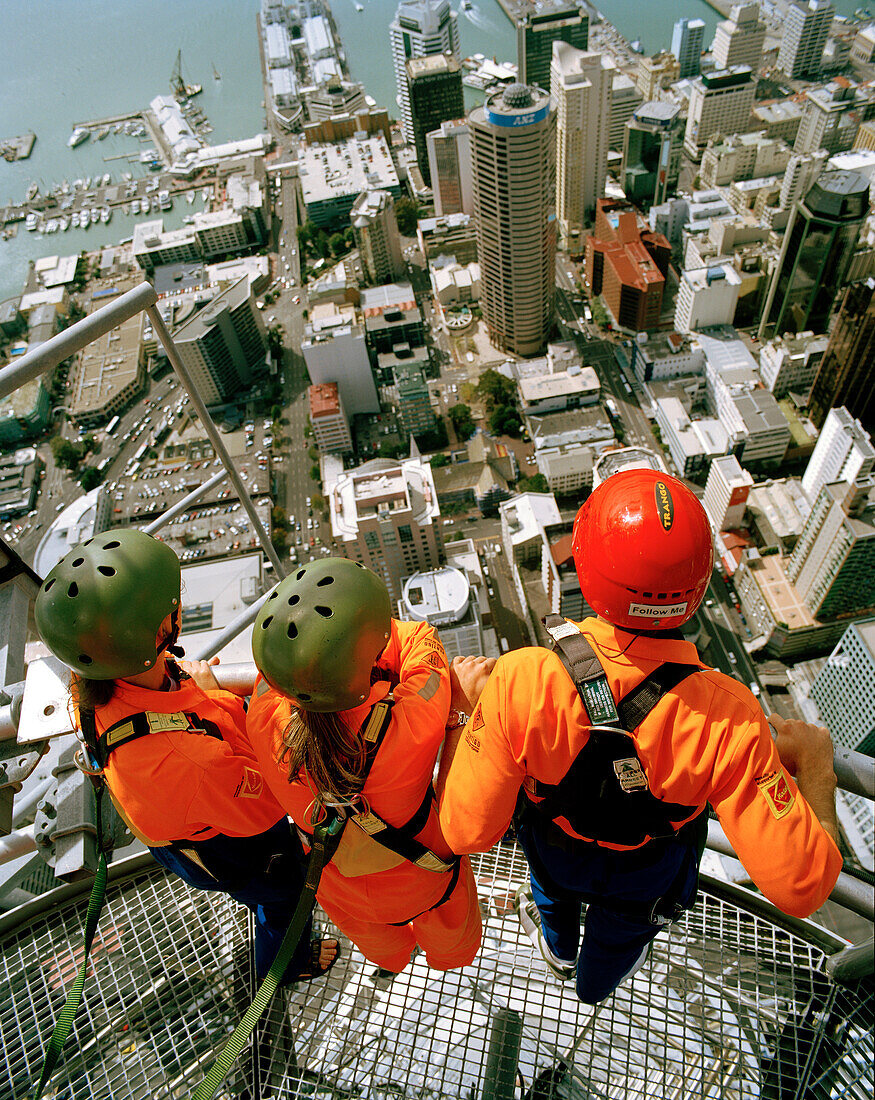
[0,0,868,302]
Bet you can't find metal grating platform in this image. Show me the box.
[1,842,872,1100]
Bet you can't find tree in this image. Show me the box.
[430,453,450,468]
[79,466,104,491]
[271,505,289,533]
[328,232,346,258]
[266,323,285,359]
[51,437,85,471]
[395,196,419,235]
[489,404,522,438]
[518,473,548,493]
[449,403,475,440]
[310,464,321,481]
[476,369,516,411]
[311,492,326,515]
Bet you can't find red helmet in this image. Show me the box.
[572,469,713,631]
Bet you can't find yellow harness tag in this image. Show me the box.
[145,712,190,734]
[353,810,388,836]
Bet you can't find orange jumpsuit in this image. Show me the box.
[246,618,483,973]
[439,618,842,920]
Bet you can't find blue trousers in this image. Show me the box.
[516,812,706,1004]
[151,817,312,982]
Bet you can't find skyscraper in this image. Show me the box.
[809,279,875,431]
[551,41,613,246]
[406,54,464,187]
[683,67,755,159]
[426,118,473,216]
[671,17,706,79]
[759,170,870,340]
[712,3,767,71]
[514,0,589,91]
[350,190,404,285]
[802,406,874,505]
[777,0,834,79]
[390,0,460,143]
[470,83,556,357]
[621,100,684,209]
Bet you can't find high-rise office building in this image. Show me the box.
[406,54,464,186]
[470,83,556,358]
[609,73,644,151]
[759,170,870,340]
[684,67,756,159]
[671,17,706,79]
[309,382,354,455]
[513,0,589,91]
[810,618,875,756]
[795,82,867,156]
[703,454,754,531]
[803,406,875,504]
[390,0,460,143]
[350,190,404,285]
[809,279,875,431]
[551,41,613,245]
[621,100,684,209]
[172,278,267,406]
[426,119,473,216]
[777,0,834,79]
[636,52,680,101]
[712,3,767,71]
[399,566,485,658]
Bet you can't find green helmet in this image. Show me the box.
[253,558,392,712]
[34,529,181,680]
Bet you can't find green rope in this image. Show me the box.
[31,783,109,1100]
[191,810,345,1100]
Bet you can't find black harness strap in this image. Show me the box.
[92,710,223,769]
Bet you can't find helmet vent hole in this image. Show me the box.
[287,623,298,640]
[643,592,652,598]
[298,692,311,701]
[71,557,84,568]
[672,592,681,599]
[296,569,306,580]
[97,565,116,577]
[288,594,300,606]
[79,654,93,666]
[44,579,55,592]
[315,605,333,618]
[657,593,666,600]
[261,615,273,629]
[83,538,93,546]
[102,540,120,549]
[67,582,79,598]
[268,591,278,600]
[317,576,334,587]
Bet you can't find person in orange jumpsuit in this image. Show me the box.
[246,558,482,975]
[34,529,337,984]
[440,470,842,1004]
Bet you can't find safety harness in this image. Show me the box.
[516,615,709,924]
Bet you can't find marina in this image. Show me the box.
[0,132,36,162]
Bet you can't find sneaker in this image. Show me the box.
[514,885,577,981]
[617,941,651,988]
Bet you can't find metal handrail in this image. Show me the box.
[140,470,227,535]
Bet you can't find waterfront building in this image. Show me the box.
[171,277,267,407]
[299,132,401,228]
[192,209,251,260]
[621,101,684,210]
[674,263,742,333]
[777,0,834,79]
[304,78,368,123]
[703,454,753,531]
[759,170,870,340]
[0,381,50,447]
[808,279,875,430]
[470,83,556,358]
[636,52,680,102]
[852,24,875,64]
[758,331,828,398]
[302,302,379,416]
[609,73,644,152]
[425,120,473,217]
[511,0,589,91]
[684,67,756,160]
[671,17,706,80]
[551,41,613,245]
[712,3,767,72]
[406,54,464,187]
[390,0,461,144]
[303,105,392,146]
[326,455,442,602]
[132,220,199,275]
[350,190,404,285]
[803,406,874,509]
[309,382,354,455]
[794,82,870,156]
[399,567,484,658]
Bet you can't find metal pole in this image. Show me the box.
[0,283,158,399]
[140,470,227,535]
[211,663,258,696]
[833,746,875,801]
[0,825,36,866]
[145,304,287,578]
[480,1007,522,1100]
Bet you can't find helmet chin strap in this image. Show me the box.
[156,609,185,660]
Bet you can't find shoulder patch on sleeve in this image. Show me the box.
[471,702,484,731]
[234,766,264,800]
[755,769,795,820]
[424,650,447,670]
[418,669,441,701]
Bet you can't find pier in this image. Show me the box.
[71,111,145,132]
[0,133,36,163]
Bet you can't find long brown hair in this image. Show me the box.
[278,709,368,803]
[69,673,116,714]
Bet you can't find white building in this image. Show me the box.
[389,0,461,143]
[498,492,562,567]
[350,190,404,285]
[551,41,613,243]
[700,132,791,190]
[518,368,600,415]
[309,382,353,455]
[301,302,379,415]
[675,263,742,333]
[654,397,730,479]
[671,17,706,79]
[712,3,767,72]
[704,454,754,531]
[802,406,875,505]
[777,0,835,80]
[684,67,756,159]
[399,566,484,658]
[609,73,644,152]
[593,447,667,487]
[426,119,473,217]
[758,332,828,397]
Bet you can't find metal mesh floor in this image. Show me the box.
[1,842,871,1100]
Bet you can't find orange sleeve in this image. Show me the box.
[707,701,842,918]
